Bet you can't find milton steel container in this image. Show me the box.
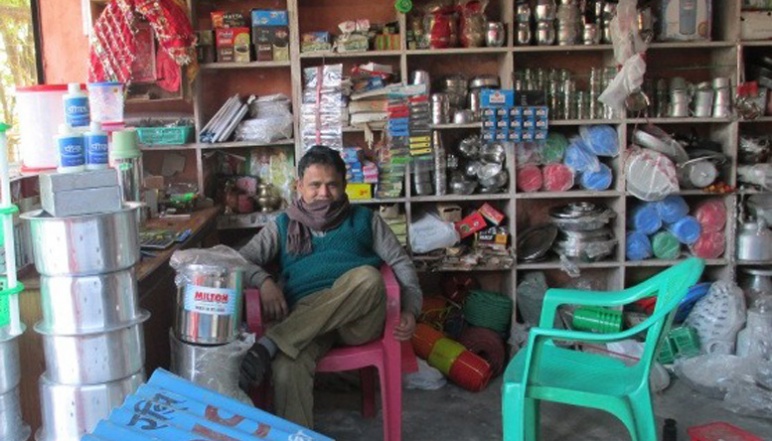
[174,264,244,345]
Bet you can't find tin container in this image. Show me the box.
[39,269,141,334]
[37,371,143,441]
[0,387,29,441]
[431,93,451,124]
[0,333,21,395]
[21,203,140,276]
[36,315,148,385]
[174,264,244,345]
[485,22,505,47]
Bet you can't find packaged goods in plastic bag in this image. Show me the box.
[579,125,619,157]
[579,163,613,191]
[626,230,652,261]
[656,195,689,224]
[542,133,568,163]
[651,231,681,260]
[170,329,254,405]
[694,199,727,233]
[409,211,460,254]
[624,147,679,201]
[689,231,725,259]
[248,94,292,119]
[542,163,574,192]
[627,202,662,235]
[675,354,754,399]
[234,114,293,143]
[516,271,549,326]
[301,64,343,151]
[667,215,702,245]
[684,281,747,355]
[563,138,600,173]
[516,164,543,192]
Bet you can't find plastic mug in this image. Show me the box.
[572,306,623,333]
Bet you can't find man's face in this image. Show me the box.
[297,164,345,204]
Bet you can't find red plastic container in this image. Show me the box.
[412,323,444,360]
[516,164,543,193]
[687,422,763,441]
[542,163,575,192]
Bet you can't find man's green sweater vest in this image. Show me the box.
[276,205,383,306]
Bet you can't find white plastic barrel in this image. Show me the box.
[15,85,71,171]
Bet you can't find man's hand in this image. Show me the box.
[393,312,416,341]
[260,278,288,321]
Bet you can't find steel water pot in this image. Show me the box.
[0,333,21,395]
[736,219,772,262]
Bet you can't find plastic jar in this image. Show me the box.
[15,84,69,170]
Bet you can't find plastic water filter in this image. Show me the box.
[0,123,23,337]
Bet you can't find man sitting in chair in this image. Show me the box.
[238,145,423,428]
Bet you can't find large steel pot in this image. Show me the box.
[0,387,30,441]
[739,267,772,307]
[174,264,243,345]
[20,203,140,276]
[736,219,772,262]
[35,314,148,385]
[37,371,143,441]
[39,268,140,333]
[0,332,21,395]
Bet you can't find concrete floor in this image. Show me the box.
[313,373,772,441]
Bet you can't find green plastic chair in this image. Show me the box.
[502,257,705,441]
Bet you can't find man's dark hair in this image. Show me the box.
[298,145,346,180]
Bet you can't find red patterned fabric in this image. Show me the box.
[89,0,194,83]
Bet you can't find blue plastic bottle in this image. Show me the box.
[55,124,85,173]
[84,121,109,170]
[63,83,90,128]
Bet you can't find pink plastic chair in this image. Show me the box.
[245,264,403,441]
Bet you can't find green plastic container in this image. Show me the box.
[137,126,193,146]
[668,326,701,358]
[428,337,465,375]
[572,306,623,333]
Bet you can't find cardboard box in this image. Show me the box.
[476,227,509,251]
[40,169,123,217]
[215,27,245,62]
[345,183,372,200]
[740,11,772,40]
[455,211,487,239]
[478,203,505,225]
[251,10,288,26]
[658,0,712,42]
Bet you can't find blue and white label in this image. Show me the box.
[85,134,109,166]
[64,96,90,127]
[183,284,238,315]
[56,135,85,167]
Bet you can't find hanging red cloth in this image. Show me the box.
[89,0,195,84]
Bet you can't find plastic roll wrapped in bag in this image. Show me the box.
[626,231,652,261]
[579,162,613,191]
[627,202,662,235]
[579,124,619,157]
[657,194,689,224]
[624,147,679,202]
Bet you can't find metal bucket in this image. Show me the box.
[37,371,144,441]
[0,332,21,395]
[174,264,243,345]
[0,387,30,441]
[35,314,148,385]
[20,204,140,276]
[39,269,140,333]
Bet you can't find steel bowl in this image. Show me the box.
[464,161,482,178]
[35,314,148,385]
[480,142,506,164]
[37,371,144,441]
[0,333,22,395]
[449,178,477,195]
[469,75,500,89]
[0,387,30,441]
[39,269,141,334]
[479,167,509,189]
[21,203,140,276]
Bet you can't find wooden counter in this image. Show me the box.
[17,205,221,433]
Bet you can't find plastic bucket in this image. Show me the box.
[87,82,125,124]
[572,306,623,333]
[15,85,71,171]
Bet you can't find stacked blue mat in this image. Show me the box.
[82,369,334,441]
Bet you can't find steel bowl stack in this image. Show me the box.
[21,204,147,441]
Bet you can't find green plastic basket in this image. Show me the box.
[669,326,701,358]
[0,277,24,328]
[136,126,193,146]
[657,339,676,364]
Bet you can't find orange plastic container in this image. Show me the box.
[687,422,763,441]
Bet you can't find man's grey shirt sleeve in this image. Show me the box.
[238,221,280,289]
[371,214,423,317]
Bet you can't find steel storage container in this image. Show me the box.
[174,264,244,345]
[35,314,148,385]
[20,204,140,276]
[37,371,144,441]
[0,333,21,395]
[0,386,30,441]
[39,269,140,333]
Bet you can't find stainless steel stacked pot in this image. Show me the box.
[0,333,29,441]
[21,204,146,441]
